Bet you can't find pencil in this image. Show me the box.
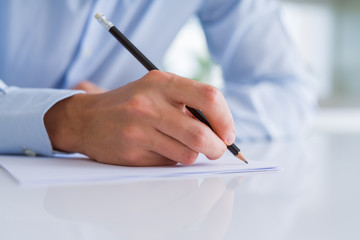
[95,13,247,164]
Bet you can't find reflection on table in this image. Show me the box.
[1,133,359,239]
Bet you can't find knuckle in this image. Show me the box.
[145,71,180,92]
[202,85,221,104]
[125,94,157,119]
[189,128,208,150]
[218,118,234,134]
[147,69,162,78]
[181,150,198,165]
[208,145,226,160]
[146,70,171,84]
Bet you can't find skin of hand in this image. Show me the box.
[44,70,235,166]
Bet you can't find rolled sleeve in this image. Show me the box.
[0,80,84,156]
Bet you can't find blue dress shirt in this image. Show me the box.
[0,0,316,156]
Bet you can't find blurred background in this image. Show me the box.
[162,0,360,134]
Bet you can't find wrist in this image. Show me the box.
[44,93,92,154]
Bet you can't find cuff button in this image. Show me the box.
[24,148,37,157]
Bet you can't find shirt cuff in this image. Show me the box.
[0,85,84,156]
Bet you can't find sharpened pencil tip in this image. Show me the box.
[236,152,248,164]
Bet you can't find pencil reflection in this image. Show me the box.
[44,176,244,239]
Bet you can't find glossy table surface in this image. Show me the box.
[1,132,359,240]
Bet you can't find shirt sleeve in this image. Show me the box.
[0,79,84,156]
[197,0,317,141]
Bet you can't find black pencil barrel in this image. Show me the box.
[109,26,158,71]
[227,144,240,155]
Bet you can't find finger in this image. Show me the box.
[183,105,197,119]
[154,105,226,160]
[124,151,177,167]
[140,151,178,166]
[73,80,106,93]
[148,127,200,165]
[98,146,177,166]
[162,72,235,145]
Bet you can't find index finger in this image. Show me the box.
[162,72,235,145]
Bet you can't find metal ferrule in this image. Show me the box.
[95,13,114,30]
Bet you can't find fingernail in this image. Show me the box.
[225,132,235,145]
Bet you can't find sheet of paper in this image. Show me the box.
[0,151,279,186]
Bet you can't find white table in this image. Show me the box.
[1,132,359,240]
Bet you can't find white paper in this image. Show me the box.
[0,151,279,186]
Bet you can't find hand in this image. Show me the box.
[44,71,235,166]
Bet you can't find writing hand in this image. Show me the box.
[44,71,235,166]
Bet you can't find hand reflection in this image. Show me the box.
[44,176,243,239]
